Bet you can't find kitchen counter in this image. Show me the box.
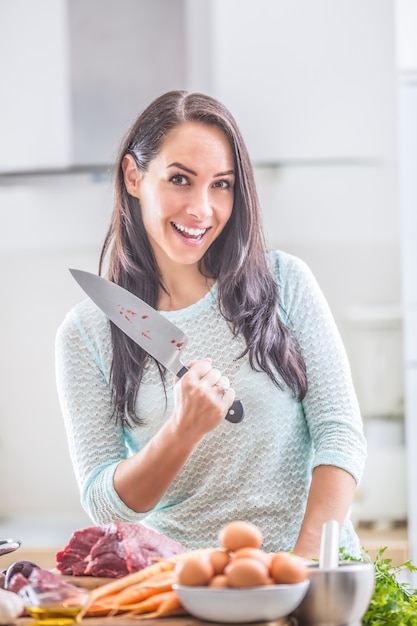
[1,526,409,572]
[356,523,409,566]
[17,618,290,626]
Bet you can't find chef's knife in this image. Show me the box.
[70,269,244,424]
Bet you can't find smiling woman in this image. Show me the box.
[55,90,367,561]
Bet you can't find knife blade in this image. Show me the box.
[70,269,244,424]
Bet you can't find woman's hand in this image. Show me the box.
[171,358,236,439]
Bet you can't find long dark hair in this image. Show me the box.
[99,90,307,425]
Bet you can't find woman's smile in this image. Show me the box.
[171,221,210,242]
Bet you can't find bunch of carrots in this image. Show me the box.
[80,548,215,620]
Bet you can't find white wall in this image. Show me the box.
[395,0,417,574]
[0,175,113,534]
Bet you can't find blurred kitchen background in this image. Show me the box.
[0,0,416,570]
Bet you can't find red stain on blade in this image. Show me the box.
[117,304,138,323]
[141,314,148,319]
[141,330,151,340]
[170,338,184,350]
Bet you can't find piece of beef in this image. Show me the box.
[28,567,80,591]
[85,527,129,578]
[4,562,40,590]
[56,521,184,578]
[6,572,30,594]
[6,567,69,594]
[55,525,105,577]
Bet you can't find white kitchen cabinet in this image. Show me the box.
[186,0,396,163]
[0,0,71,172]
[0,0,186,173]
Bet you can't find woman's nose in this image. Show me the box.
[186,189,213,220]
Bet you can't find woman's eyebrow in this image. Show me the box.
[167,162,197,176]
[167,162,235,178]
[214,169,235,178]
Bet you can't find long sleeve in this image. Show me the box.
[273,252,367,485]
[55,301,141,524]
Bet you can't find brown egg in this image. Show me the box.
[270,552,308,584]
[225,557,270,588]
[209,549,231,575]
[209,574,229,588]
[176,557,214,586]
[219,521,263,552]
[232,547,272,568]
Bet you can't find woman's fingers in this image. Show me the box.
[180,360,234,405]
[186,361,230,395]
[214,376,230,397]
[171,360,236,435]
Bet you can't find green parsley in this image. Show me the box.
[340,546,417,625]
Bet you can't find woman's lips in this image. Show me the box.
[171,221,209,240]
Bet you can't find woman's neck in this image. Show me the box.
[157,267,214,311]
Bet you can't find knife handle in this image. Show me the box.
[176,366,245,424]
[226,400,245,423]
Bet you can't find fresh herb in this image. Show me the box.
[340,546,417,625]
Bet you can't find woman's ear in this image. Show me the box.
[122,154,143,197]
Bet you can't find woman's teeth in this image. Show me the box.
[172,222,207,239]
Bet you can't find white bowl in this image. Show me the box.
[173,580,310,624]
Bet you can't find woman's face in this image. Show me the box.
[123,121,235,271]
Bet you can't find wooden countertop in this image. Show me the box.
[356,523,409,566]
[17,618,290,626]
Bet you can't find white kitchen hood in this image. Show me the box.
[0,0,187,175]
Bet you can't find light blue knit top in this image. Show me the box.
[55,251,366,555]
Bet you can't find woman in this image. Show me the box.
[56,90,366,559]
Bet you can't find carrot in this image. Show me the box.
[108,587,165,610]
[117,590,176,614]
[84,591,158,617]
[88,561,175,604]
[153,590,184,617]
[136,570,178,587]
[129,591,185,619]
[116,573,177,602]
[89,547,216,603]
[85,572,179,617]
[81,591,123,617]
[84,604,120,617]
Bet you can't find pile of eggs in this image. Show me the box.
[176,521,308,588]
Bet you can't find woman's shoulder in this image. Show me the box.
[57,297,110,344]
[266,249,314,285]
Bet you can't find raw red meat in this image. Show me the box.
[55,521,184,578]
[7,567,78,594]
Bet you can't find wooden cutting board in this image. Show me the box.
[52,570,113,590]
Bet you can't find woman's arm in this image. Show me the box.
[292,465,357,559]
[113,358,235,512]
[274,252,366,557]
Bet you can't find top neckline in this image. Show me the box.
[159,282,219,321]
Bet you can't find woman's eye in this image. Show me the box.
[170,174,188,186]
[213,179,232,190]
